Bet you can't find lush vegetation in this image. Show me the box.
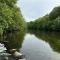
[0,0,26,35]
[28,6,60,31]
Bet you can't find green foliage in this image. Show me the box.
[0,0,17,7]
[27,6,60,31]
[0,0,26,35]
[49,6,60,20]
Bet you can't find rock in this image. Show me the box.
[1,53,11,56]
[4,57,8,60]
[10,49,26,59]
[19,59,26,60]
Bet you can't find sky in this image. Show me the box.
[17,0,60,22]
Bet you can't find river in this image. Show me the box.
[0,30,60,60]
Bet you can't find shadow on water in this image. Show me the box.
[0,30,26,60]
[28,30,60,53]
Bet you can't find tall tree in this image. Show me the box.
[0,0,26,35]
[49,6,60,20]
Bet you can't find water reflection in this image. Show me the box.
[0,30,60,60]
[28,30,60,53]
[4,31,25,50]
[20,31,60,60]
[0,31,26,60]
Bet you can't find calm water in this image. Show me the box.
[0,31,60,60]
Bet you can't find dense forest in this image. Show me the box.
[27,6,60,31]
[0,0,26,35]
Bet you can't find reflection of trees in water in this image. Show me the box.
[5,31,25,50]
[0,30,26,52]
[0,30,26,60]
[28,30,60,53]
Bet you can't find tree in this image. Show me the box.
[49,6,60,20]
[0,0,26,35]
